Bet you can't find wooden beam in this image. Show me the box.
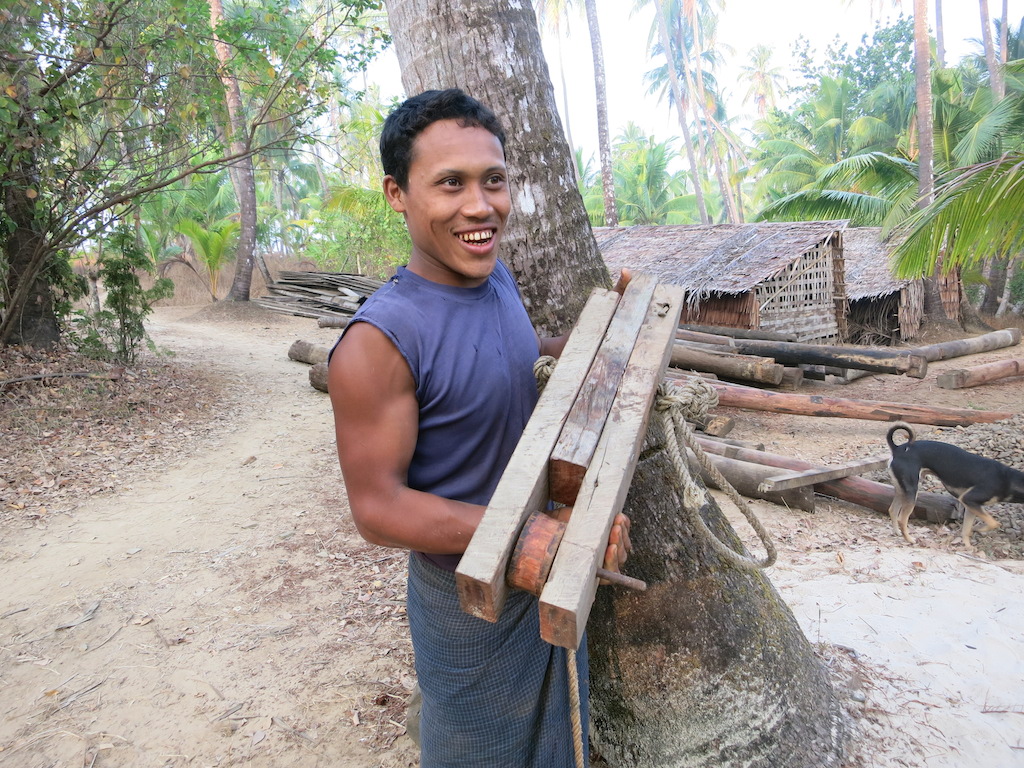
[548,274,659,505]
[454,289,621,623]
[936,358,1024,389]
[731,339,928,378]
[757,456,891,492]
[912,328,1021,362]
[539,283,684,650]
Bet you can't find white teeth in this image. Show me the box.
[459,230,493,242]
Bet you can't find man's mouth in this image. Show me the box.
[457,229,496,244]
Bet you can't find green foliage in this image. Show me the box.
[305,186,408,278]
[69,224,174,362]
[612,125,697,225]
[1,0,387,347]
[174,218,240,296]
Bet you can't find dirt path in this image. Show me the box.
[3,306,1023,767]
[0,307,418,767]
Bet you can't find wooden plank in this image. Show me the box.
[454,289,621,623]
[757,456,890,492]
[539,283,684,650]
[548,274,659,505]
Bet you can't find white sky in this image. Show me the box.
[365,0,1022,163]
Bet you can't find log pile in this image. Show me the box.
[286,316,1021,531]
[254,271,383,320]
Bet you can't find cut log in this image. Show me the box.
[681,323,798,342]
[912,328,1021,362]
[693,433,766,451]
[670,343,784,386]
[758,456,891,492]
[694,437,957,523]
[686,449,816,512]
[317,316,350,329]
[936,358,1024,389]
[549,274,659,505]
[675,328,735,347]
[309,362,328,393]
[288,339,330,365]
[776,367,804,391]
[732,339,928,378]
[709,380,1013,426]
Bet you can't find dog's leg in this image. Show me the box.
[888,464,919,544]
[961,507,978,551]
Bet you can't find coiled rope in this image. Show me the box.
[535,357,776,768]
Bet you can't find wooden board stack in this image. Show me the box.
[455,274,684,650]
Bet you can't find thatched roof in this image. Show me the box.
[842,227,912,301]
[593,221,847,299]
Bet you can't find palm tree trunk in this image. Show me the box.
[583,0,618,227]
[980,256,1008,315]
[653,0,709,224]
[383,2,845,764]
[980,0,1005,99]
[935,0,946,66]
[208,0,259,302]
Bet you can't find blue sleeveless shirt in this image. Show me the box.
[344,261,540,571]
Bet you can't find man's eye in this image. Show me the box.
[487,175,506,186]
[443,178,461,186]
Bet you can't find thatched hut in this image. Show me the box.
[593,221,848,343]
[842,227,924,345]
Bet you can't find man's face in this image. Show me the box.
[384,119,511,288]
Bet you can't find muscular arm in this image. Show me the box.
[328,322,483,554]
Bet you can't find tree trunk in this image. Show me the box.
[980,0,1005,99]
[583,0,618,227]
[936,358,1024,389]
[935,0,946,66]
[652,0,709,224]
[384,0,609,335]
[980,256,1008,315]
[912,327,1020,361]
[384,1,845,764]
[0,72,60,348]
[208,0,259,302]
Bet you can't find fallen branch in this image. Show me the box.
[0,368,124,389]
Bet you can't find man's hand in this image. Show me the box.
[612,268,632,297]
[602,512,632,579]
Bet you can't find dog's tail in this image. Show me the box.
[887,422,915,451]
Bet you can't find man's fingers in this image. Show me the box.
[613,268,632,296]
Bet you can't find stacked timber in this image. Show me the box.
[254,271,384,319]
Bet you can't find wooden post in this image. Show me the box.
[454,289,620,622]
[539,283,684,649]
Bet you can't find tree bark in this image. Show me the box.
[384,2,846,764]
[980,256,1008,315]
[208,0,259,302]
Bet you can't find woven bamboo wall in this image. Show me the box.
[753,243,841,343]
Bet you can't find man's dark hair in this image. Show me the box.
[380,88,507,189]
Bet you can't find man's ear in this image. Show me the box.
[383,176,406,213]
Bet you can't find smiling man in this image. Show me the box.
[327,89,628,767]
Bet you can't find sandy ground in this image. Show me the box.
[1,305,1023,767]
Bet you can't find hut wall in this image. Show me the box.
[898,279,924,341]
[679,292,757,329]
[753,243,840,343]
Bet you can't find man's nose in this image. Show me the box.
[461,183,493,218]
